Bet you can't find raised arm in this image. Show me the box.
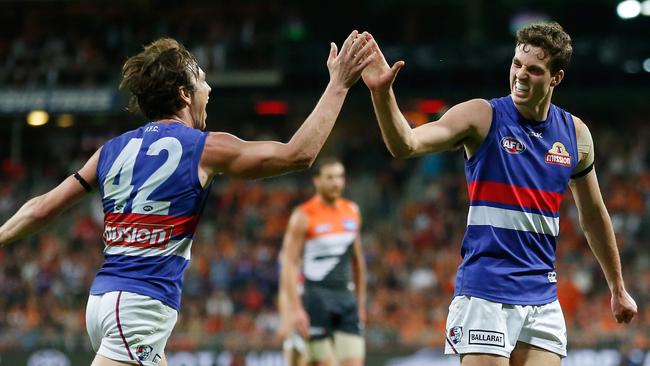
[200,31,377,180]
[361,34,490,158]
[279,208,310,338]
[569,118,636,324]
[0,148,101,246]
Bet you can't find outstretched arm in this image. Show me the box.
[569,120,636,323]
[361,33,490,158]
[279,209,310,338]
[200,31,377,180]
[0,148,101,246]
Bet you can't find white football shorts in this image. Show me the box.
[444,295,567,358]
[86,291,177,365]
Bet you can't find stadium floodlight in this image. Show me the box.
[643,58,650,73]
[617,0,642,19]
[27,110,49,126]
[56,114,75,128]
[642,0,650,15]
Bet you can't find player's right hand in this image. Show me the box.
[276,316,293,341]
[361,32,405,94]
[327,30,377,90]
[611,288,637,324]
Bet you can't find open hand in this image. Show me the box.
[327,30,377,90]
[361,33,405,93]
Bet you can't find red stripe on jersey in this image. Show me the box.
[104,212,199,238]
[467,181,563,213]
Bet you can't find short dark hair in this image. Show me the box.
[312,156,343,176]
[516,22,573,75]
[119,38,200,120]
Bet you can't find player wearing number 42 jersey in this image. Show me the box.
[0,33,377,366]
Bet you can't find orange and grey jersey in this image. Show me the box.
[299,196,360,292]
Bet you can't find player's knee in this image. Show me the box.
[304,338,333,363]
[333,331,365,361]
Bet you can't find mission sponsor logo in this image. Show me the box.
[468,330,505,347]
[103,221,173,248]
[500,136,526,154]
[545,142,572,167]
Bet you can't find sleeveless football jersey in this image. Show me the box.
[300,196,360,292]
[455,96,578,305]
[92,121,211,310]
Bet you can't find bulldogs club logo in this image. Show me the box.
[136,345,154,362]
[449,326,463,345]
[501,137,526,154]
[545,142,572,167]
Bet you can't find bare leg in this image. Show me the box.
[461,353,509,366]
[284,348,303,366]
[339,357,362,366]
[510,342,561,366]
[90,354,135,366]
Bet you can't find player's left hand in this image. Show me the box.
[611,289,637,324]
[361,32,405,94]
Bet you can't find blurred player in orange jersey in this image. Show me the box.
[280,157,366,366]
[277,259,335,366]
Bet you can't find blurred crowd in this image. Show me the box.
[0,114,649,354]
[1,0,650,358]
[2,1,649,88]
[0,1,297,87]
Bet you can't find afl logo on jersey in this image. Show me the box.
[343,219,357,232]
[500,137,526,154]
[545,142,571,167]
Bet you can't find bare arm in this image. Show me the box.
[276,269,293,340]
[0,148,101,246]
[200,31,377,180]
[279,208,310,338]
[361,34,490,158]
[370,95,491,158]
[351,215,367,324]
[569,121,636,323]
[200,81,347,179]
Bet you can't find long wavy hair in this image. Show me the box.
[119,38,200,120]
